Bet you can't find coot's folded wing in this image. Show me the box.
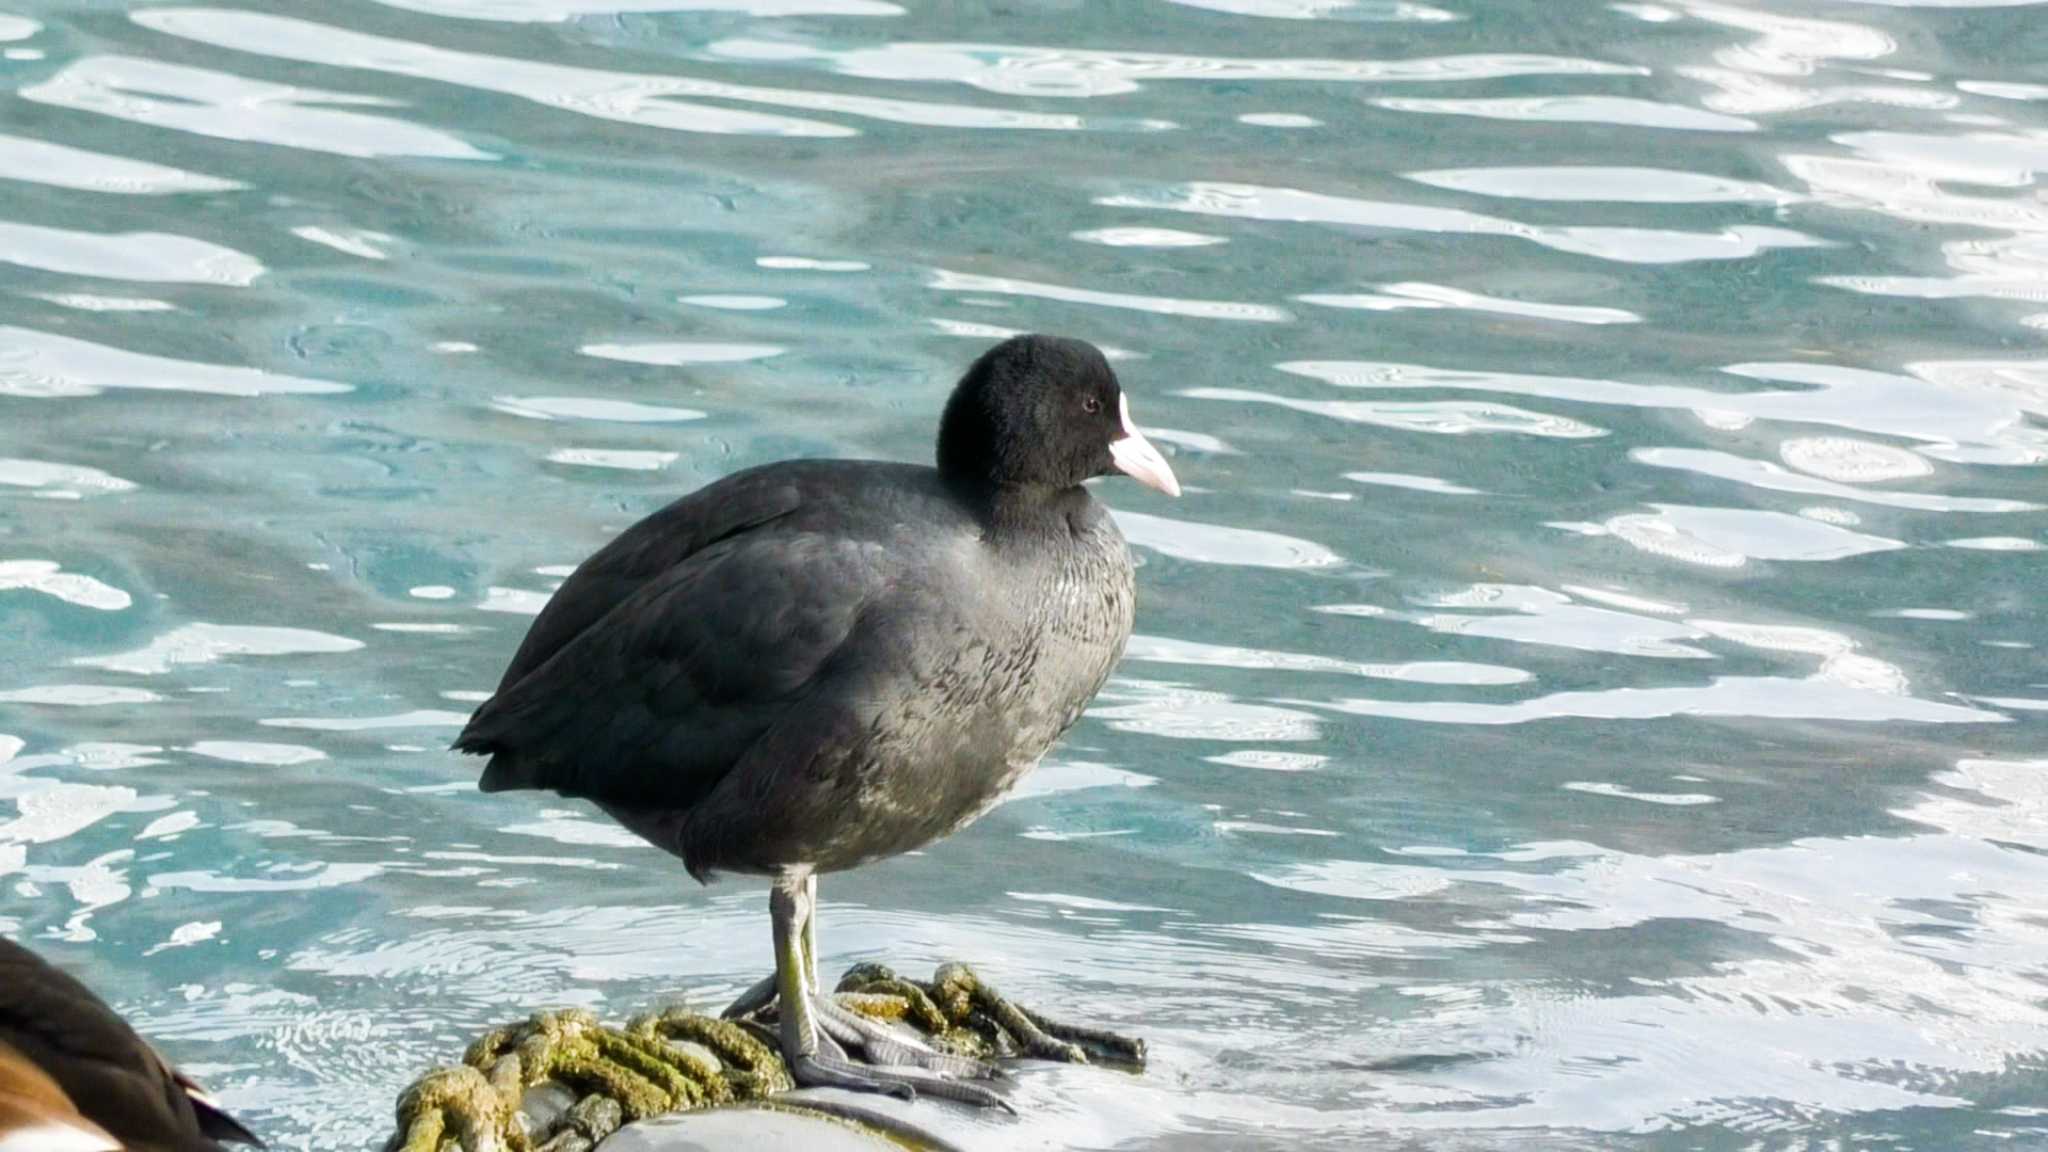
[457,526,895,810]
[490,464,806,694]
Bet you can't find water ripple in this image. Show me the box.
[1099,181,1827,264]
[138,9,1141,135]
[0,221,263,285]
[705,39,1639,98]
[23,55,493,159]
[0,327,348,399]
[0,133,244,194]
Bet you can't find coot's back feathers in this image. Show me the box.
[460,461,971,811]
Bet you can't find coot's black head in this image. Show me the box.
[937,334,1180,499]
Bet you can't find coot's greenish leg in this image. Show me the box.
[803,872,820,993]
[772,873,914,1101]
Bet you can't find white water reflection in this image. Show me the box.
[1126,634,1529,684]
[930,268,1290,322]
[186,741,328,767]
[1601,504,1905,566]
[1257,811,2048,1132]
[1678,2,1957,116]
[1306,608,2000,725]
[0,134,243,195]
[23,56,492,160]
[0,459,136,499]
[757,256,869,271]
[1100,182,1826,264]
[1377,95,1757,131]
[1093,678,1323,741]
[545,449,679,471]
[1277,359,2048,460]
[1299,282,1640,325]
[1341,583,1714,658]
[260,710,469,732]
[580,342,783,365]
[490,396,707,423]
[1944,535,2043,551]
[0,222,263,285]
[0,685,162,706]
[75,624,364,675]
[677,295,785,311]
[1161,0,1458,18]
[1407,165,1794,203]
[1779,436,1933,482]
[1344,471,1481,495]
[371,0,902,19]
[1560,780,1718,804]
[1237,112,1321,127]
[1113,509,1342,568]
[28,294,176,313]
[1309,671,1999,724]
[0,561,132,611]
[1071,227,1226,248]
[1188,386,1608,438]
[926,318,1143,361]
[705,38,1637,99]
[138,10,1132,136]
[0,327,347,399]
[292,227,392,261]
[1632,447,2038,511]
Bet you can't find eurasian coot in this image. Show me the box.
[457,334,1178,1105]
[0,938,262,1151]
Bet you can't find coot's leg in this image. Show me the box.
[775,873,1013,1109]
[772,870,914,1101]
[722,874,820,1016]
[802,872,820,993]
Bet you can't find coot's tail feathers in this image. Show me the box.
[474,754,529,794]
[455,724,532,794]
[454,707,529,793]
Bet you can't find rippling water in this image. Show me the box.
[2,0,2046,1147]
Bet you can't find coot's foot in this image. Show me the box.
[924,962,1148,1069]
[833,961,1148,1069]
[722,981,1012,1110]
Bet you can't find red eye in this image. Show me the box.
[1082,396,1102,414]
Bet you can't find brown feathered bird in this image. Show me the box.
[0,939,260,1152]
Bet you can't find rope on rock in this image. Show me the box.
[385,962,1145,1152]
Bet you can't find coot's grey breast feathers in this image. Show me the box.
[0,942,255,1151]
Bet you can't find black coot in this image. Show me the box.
[457,334,1178,1104]
[0,939,262,1151]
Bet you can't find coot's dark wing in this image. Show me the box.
[458,521,899,810]
[490,464,806,694]
[0,941,257,1152]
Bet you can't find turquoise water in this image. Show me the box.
[2,0,2046,1147]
